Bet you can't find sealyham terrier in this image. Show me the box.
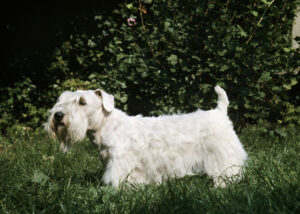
[45,86,247,187]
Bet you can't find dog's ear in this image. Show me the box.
[94,89,114,112]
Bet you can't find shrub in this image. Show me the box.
[0,78,48,133]
[1,0,299,133]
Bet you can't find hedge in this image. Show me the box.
[1,0,300,134]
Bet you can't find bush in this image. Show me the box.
[0,78,48,133]
[1,0,299,133]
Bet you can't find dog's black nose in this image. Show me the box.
[54,111,64,122]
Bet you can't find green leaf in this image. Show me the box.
[116,54,127,62]
[191,56,201,61]
[284,78,298,90]
[167,54,178,65]
[291,78,298,86]
[76,56,84,65]
[120,96,128,103]
[32,170,49,186]
[141,72,149,78]
[258,72,272,83]
[87,39,97,48]
[258,91,266,98]
[237,25,248,37]
[88,74,96,80]
[261,0,271,5]
[88,186,98,200]
[218,49,227,56]
[220,65,229,72]
[283,84,292,90]
[96,52,104,58]
[251,11,259,17]
[142,0,152,4]
[126,4,134,9]
[164,21,171,32]
[208,62,216,67]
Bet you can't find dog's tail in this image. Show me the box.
[214,85,229,113]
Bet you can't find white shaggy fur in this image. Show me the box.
[45,86,247,187]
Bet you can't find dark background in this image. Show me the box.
[0,1,122,87]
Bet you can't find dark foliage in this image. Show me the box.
[0,0,299,134]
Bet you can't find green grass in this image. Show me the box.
[0,126,300,214]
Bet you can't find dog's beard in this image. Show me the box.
[55,125,72,153]
[49,121,70,153]
[56,120,88,153]
[56,124,67,141]
[46,112,88,152]
[60,140,71,153]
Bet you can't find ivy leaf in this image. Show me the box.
[258,72,272,83]
[283,84,292,90]
[126,4,134,9]
[283,78,298,90]
[167,54,178,65]
[220,65,229,72]
[291,78,298,86]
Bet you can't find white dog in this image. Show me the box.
[45,86,247,187]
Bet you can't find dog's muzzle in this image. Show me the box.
[53,111,66,131]
[52,111,68,142]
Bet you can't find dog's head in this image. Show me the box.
[44,89,114,152]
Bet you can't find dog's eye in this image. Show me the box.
[79,97,87,106]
